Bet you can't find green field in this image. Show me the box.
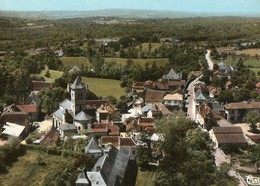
[136,169,158,186]
[40,69,63,82]
[82,77,126,99]
[39,70,126,99]
[214,58,260,67]
[104,57,168,67]
[0,150,75,186]
[60,56,92,67]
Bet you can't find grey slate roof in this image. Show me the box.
[59,123,76,131]
[70,76,85,89]
[195,92,207,102]
[103,147,131,186]
[87,172,106,186]
[53,108,63,120]
[76,171,89,185]
[85,137,102,154]
[142,105,155,113]
[60,99,72,110]
[24,92,41,105]
[162,68,182,80]
[74,111,92,121]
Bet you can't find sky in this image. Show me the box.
[1,0,260,13]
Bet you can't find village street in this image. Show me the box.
[185,50,247,186]
[205,50,214,70]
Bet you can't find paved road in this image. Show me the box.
[186,75,201,121]
[214,148,247,186]
[205,50,214,70]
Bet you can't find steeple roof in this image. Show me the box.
[85,137,102,154]
[74,111,92,121]
[70,76,85,89]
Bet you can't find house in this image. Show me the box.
[145,90,165,104]
[88,121,120,139]
[138,117,155,133]
[76,145,137,186]
[32,81,53,92]
[194,91,208,106]
[132,81,153,93]
[152,79,185,92]
[217,61,234,77]
[3,104,40,121]
[2,122,26,138]
[0,112,30,134]
[224,101,260,123]
[85,137,102,159]
[210,126,248,148]
[163,92,183,110]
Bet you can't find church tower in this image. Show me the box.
[70,76,87,115]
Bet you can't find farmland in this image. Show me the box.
[234,48,260,57]
[60,56,92,67]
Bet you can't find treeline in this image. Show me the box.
[1,17,260,50]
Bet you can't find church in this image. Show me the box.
[52,76,92,135]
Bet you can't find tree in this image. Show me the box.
[137,146,152,171]
[155,117,216,185]
[218,90,234,103]
[233,88,251,102]
[38,87,68,114]
[245,112,260,132]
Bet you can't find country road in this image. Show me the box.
[205,50,214,70]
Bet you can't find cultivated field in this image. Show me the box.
[81,77,126,99]
[235,49,260,56]
[60,56,92,67]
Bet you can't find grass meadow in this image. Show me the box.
[0,150,74,186]
[40,70,126,99]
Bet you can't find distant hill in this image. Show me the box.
[0,9,260,19]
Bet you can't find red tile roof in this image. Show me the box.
[120,137,136,146]
[224,101,260,110]
[215,134,247,145]
[89,124,107,133]
[139,117,155,127]
[145,90,165,103]
[100,136,119,147]
[108,123,120,136]
[100,136,137,148]
[213,127,243,134]
[17,105,38,113]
